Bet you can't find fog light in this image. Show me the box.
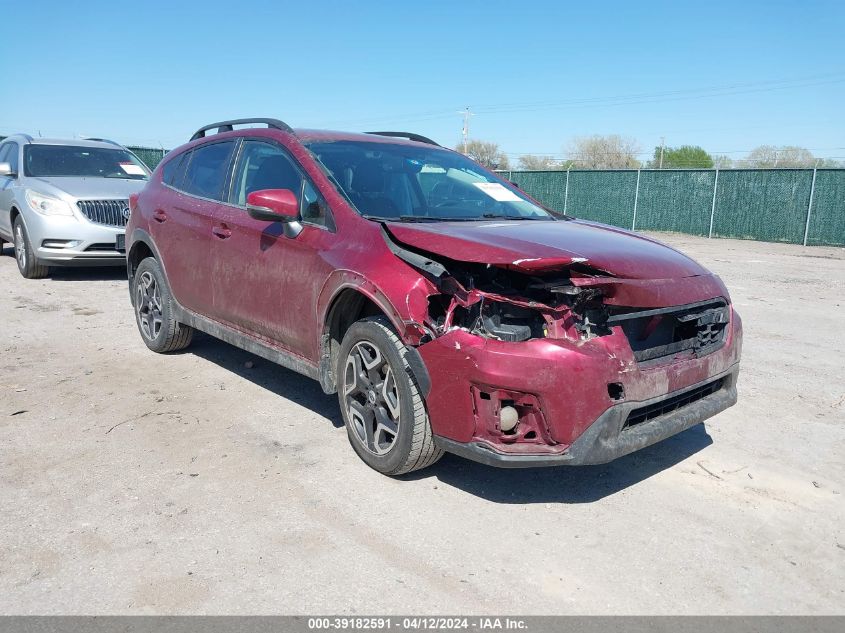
[41,239,80,249]
[499,406,519,432]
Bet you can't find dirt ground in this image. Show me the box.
[1,233,843,615]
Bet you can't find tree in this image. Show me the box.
[712,155,734,169]
[456,139,509,170]
[518,154,562,170]
[649,145,714,169]
[568,135,641,169]
[741,145,817,168]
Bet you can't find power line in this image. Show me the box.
[502,146,845,157]
[319,70,845,128]
[471,73,845,114]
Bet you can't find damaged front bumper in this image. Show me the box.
[433,364,739,467]
[415,305,742,468]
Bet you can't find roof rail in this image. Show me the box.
[366,131,440,146]
[82,137,120,146]
[190,118,294,141]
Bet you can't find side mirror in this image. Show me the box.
[0,162,15,178]
[246,189,299,222]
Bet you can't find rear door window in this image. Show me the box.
[181,141,236,201]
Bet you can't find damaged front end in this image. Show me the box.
[384,225,730,362]
[381,224,742,467]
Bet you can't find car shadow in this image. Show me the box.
[187,333,344,428]
[185,334,713,503]
[403,425,712,504]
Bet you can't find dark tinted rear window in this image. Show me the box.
[161,152,188,187]
[181,141,236,201]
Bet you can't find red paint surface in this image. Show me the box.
[246,188,299,218]
[385,218,709,279]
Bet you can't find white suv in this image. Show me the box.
[0,135,150,278]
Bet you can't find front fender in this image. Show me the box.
[316,269,432,346]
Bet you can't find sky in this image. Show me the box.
[2,0,844,163]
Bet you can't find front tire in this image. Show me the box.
[132,257,193,353]
[337,316,443,475]
[13,217,49,279]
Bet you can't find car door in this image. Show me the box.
[151,140,236,318]
[0,142,19,240]
[210,138,337,361]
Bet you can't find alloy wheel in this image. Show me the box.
[135,271,163,340]
[343,340,401,455]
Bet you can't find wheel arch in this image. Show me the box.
[9,206,26,238]
[316,276,430,396]
[126,230,169,304]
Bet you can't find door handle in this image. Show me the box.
[153,209,167,223]
[212,224,232,240]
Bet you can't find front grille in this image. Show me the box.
[85,243,120,252]
[624,378,724,429]
[610,299,730,366]
[76,199,129,227]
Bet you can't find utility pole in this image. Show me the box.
[458,107,474,154]
[658,136,665,169]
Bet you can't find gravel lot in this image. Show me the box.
[1,233,843,615]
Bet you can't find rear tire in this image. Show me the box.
[337,316,443,475]
[13,217,49,279]
[132,257,193,353]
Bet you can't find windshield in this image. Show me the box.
[23,145,150,180]
[305,140,554,221]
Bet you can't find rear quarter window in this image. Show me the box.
[161,151,188,188]
[181,141,236,201]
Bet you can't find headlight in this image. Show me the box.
[25,190,74,217]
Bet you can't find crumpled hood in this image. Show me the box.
[30,176,147,201]
[385,218,709,280]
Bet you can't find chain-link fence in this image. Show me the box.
[126,146,167,168]
[505,168,845,246]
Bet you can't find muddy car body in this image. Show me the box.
[126,118,742,475]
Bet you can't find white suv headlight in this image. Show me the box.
[25,190,75,217]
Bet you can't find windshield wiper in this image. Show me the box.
[363,215,438,222]
[363,214,554,223]
[364,215,478,223]
[480,212,552,221]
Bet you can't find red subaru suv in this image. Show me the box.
[126,118,742,476]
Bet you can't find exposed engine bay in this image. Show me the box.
[383,226,730,364]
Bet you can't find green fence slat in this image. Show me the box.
[712,169,813,243]
[807,169,845,246]
[636,170,715,236]
[566,170,638,228]
[509,171,569,212]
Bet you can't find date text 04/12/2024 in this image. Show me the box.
[306,617,528,630]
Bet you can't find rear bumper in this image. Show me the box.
[434,364,739,467]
